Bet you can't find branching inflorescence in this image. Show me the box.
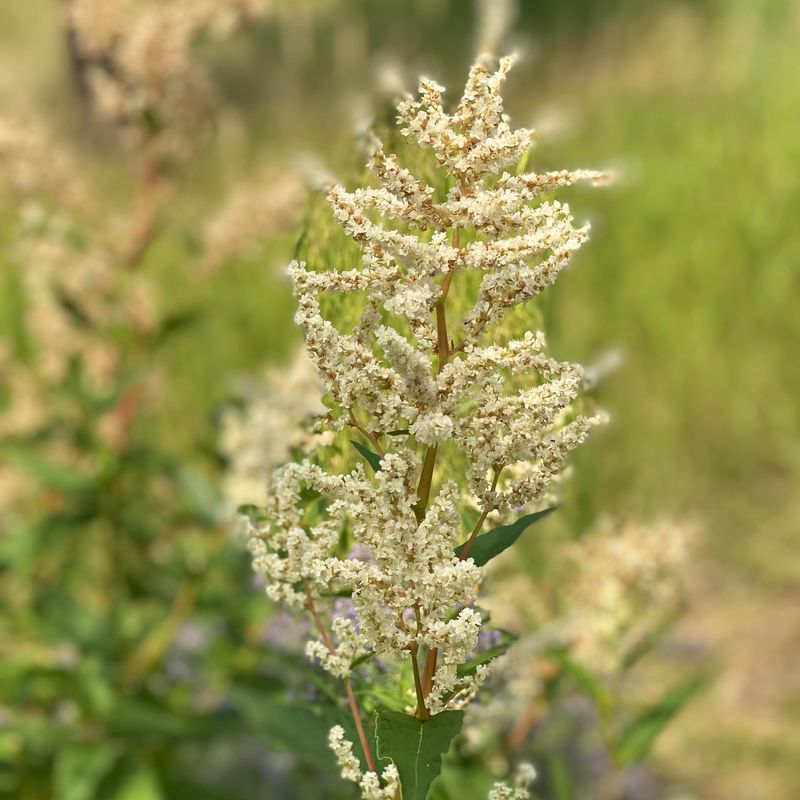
[245,56,607,799]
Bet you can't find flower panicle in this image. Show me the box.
[246,55,607,800]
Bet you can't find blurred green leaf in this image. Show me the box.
[234,503,266,523]
[376,710,464,800]
[111,766,163,800]
[106,699,240,744]
[549,754,573,800]
[515,148,531,175]
[0,445,92,493]
[615,674,708,765]
[621,605,685,671]
[54,291,93,330]
[457,630,517,678]
[152,311,201,348]
[550,650,612,713]
[171,464,223,522]
[434,760,498,800]
[232,685,346,770]
[54,743,118,800]
[454,508,555,566]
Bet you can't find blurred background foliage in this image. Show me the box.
[0,0,798,798]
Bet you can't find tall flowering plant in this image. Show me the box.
[245,56,607,800]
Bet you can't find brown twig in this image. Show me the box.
[457,469,501,562]
[422,469,501,696]
[124,153,164,267]
[305,583,377,773]
[348,410,386,457]
[410,646,430,721]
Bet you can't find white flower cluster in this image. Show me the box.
[488,762,537,800]
[13,206,155,392]
[247,455,483,699]
[464,519,695,755]
[328,726,400,800]
[0,118,83,206]
[287,56,604,512]
[474,0,519,60]
[219,348,333,509]
[67,0,268,157]
[202,168,307,271]
[566,518,694,672]
[246,56,605,799]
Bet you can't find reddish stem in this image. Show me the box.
[305,584,377,773]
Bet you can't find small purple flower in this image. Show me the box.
[477,628,503,652]
[174,621,214,654]
[347,543,373,561]
[252,573,266,589]
[263,611,309,652]
[332,598,360,633]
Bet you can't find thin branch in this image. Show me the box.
[348,410,385,457]
[458,468,502,562]
[410,646,430,721]
[124,152,165,267]
[305,583,377,773]
[412,230,459,523]
[412,444,438,523]
[422,469,501,696]
[421,647,438,696]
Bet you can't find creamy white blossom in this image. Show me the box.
[488,762,537,800]
[219,348,333,508]
[245,55,606,798]
[67,0,270,158]
[463,519,695,758]
[329,726,400,800]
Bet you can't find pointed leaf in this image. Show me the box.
[455,508,555,566]
[551,650,612,713]
[233,685,374,771]
[616,674,708,764]
[548,755,574,800]
[0,445,92,493]
[457,630,517,678]
[54,743,119,800]
[621,604,685,671]
[351,440,382,472]
[112,766,163,800]
[376,709,464,800]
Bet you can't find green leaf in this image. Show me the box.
[548,755,574,800]
[112,766,163,800]
[454,508,555,566]
[457,630,517,678]
[435,761,498,800]
[615,674,708,764]
[621,604,685,671]
[232,686,360,770]
[54,743,118,800]
[55,290,94,329]
[235,503,269,526]
[351,440,382,472]
[376,710,464,800]
[0,445,92,493]
[550,650,612,713]
[171,464,223,523]
[153,311,200,346]
[515,148,531,175]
